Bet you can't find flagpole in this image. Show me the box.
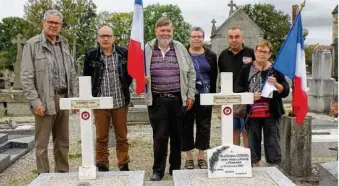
[244,1,306,124]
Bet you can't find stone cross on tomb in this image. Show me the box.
[228,0,237,16]
[60,76,114,180]
[11,33,27,90]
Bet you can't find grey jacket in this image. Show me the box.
[20,31,79,115]
[145,39,196,106]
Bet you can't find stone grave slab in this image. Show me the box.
[261,128,338,157]
[145,181,173,186]
[28,171,145,186]
[312,119,338,130]
[319,161,338,186]
[128,105,149,125]
[312,129,338,157]
[0,154,10,172]
[173,168,295,186]
[0,133,34,172]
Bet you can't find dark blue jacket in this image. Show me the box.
[83,45,132,104]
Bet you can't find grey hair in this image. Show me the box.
[43,10,63,23]
[228,26,244,36]
[190,26,205,38]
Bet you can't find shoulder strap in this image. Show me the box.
[247,67,261,84]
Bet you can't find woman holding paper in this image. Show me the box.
[235,40,290,167]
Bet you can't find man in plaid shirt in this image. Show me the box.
[83,25,133,172]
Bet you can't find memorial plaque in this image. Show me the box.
[213,95,242,105]
[71,100,100,109]
[207,145,252,178]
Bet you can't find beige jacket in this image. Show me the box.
[20,31,78,115]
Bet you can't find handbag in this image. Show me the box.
[233,104,247,118]
[248,101,271,118]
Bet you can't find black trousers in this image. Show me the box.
[247,116,281,164]
[148,93,184,177]
[182,96,212,151]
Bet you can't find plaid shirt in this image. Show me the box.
[47,39,67,90]
[99,49,125,109]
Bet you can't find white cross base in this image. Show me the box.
[200,72,253,145]
[60,76,113,180]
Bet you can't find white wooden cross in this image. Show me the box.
[200,72,253,145]
[59,76,113,180]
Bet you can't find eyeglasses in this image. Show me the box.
[256,49,270,55]
[46,21,61,26]
[190,36,203,39]
[98,35,113,39]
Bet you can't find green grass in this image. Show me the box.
[68,153,82,159]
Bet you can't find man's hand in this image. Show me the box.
[144,76,150,85]
[186,98,194,111]
[34,104,45,117]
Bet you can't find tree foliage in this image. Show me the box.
[109,12,133,47]
[24,0,97,59]
[0,2,192,71]
[305,44,317,72]
[0,17,31,69]
[242,4,291,59]
[144,4,191,45]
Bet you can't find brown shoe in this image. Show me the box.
[119,164,130,171]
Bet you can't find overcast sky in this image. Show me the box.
[0,0,337,45]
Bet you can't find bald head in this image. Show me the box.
[97,25,114,35]
[97,25,115,51]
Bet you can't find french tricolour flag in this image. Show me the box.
[273,12,308,125]
[128,0,145,95]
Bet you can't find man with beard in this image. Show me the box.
[144,17,196,181]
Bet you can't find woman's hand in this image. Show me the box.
[254,91,261,101]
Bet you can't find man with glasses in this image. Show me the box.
[218,27,255,148]
[21,10,79,174]
[83,25,132,172]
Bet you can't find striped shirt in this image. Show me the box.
[99,48,125,109]
[47,39,67,90]
[150,42,180,93]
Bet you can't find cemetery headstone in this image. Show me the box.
[11,34,26,90]
[308,50,337,113]
[59,76,113,180]
[200,72,253,178]
[173,72,296,186]
[319,161,338,186]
